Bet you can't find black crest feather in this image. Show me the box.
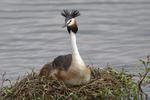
[61,9,80,19]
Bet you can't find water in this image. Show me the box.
[0,0,150,96]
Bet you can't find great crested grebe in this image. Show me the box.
[39,10,91,85]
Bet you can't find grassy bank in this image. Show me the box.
[0,56,150,100]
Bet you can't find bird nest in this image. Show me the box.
[1,67,138,100]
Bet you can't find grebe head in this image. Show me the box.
[61,10,80,34]
[66,18,76,27]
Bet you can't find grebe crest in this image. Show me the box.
[61,10,80,34]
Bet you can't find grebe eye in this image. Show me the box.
[68,20,71,24]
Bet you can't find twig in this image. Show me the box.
[138,55,150,99]
[0,72,6,97]
[0,72,6,88]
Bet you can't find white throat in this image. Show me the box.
[70,31,85,66]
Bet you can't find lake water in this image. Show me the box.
[0,0,150,96]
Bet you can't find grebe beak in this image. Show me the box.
[62,23,68,28]
[62,24,67,28]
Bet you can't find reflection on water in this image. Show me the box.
[0,0,150,95]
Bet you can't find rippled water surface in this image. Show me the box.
[0,0,150,95]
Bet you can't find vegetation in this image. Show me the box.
[0,56,150,100]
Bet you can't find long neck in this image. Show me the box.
[70,31,85,65]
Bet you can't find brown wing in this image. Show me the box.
[39,54,72,77]
[39,62,53,77]
[52,54,72,71]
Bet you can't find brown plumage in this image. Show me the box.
[39,54,72,77]
[39,61,91,85]
[67,20,78,34]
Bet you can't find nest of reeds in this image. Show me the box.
[1,67,138,100]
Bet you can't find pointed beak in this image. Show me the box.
[62,24,67,28]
